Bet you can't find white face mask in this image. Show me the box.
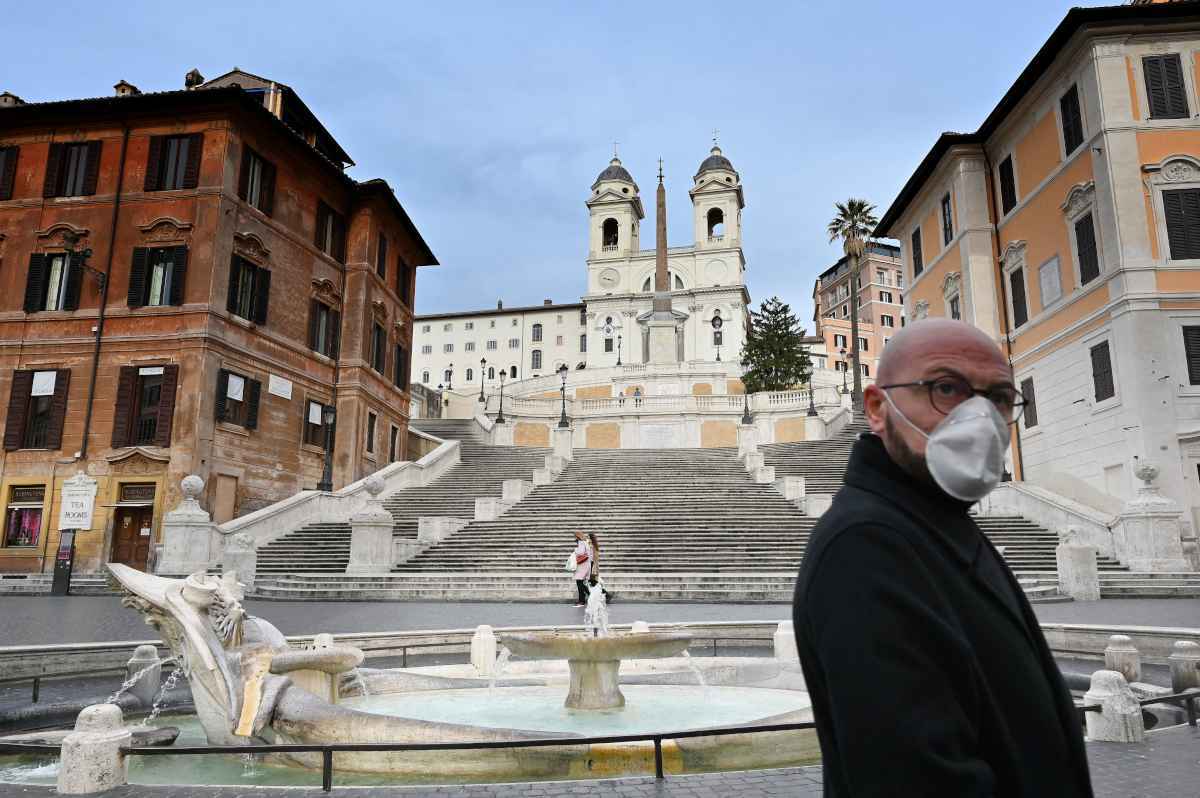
[883,393,1011,502]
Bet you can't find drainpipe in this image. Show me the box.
[79,123,129,460]
[982,150,1026,481]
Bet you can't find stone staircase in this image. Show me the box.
[253,420,549,577]
[758,420,868,494]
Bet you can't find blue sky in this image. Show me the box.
[5,0,1112,327]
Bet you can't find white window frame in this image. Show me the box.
[1167,311,1200,398]
[1000,240,1029,333]
[1054,81,1088,161]
[995,150,1020,221]
[1145,155,1200,268]
[1083,327,1121,415]
[1062,180,1104,291]
[1129,43,1199,126]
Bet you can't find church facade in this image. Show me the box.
[412,146,752,388]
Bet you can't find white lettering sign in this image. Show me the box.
[308,402,324,425]
[226,374,245,402]
[138,366,164,376]
[58,472,98,531]
[31,371,57,396]
[268,375,293,400]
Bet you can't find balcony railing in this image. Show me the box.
[707,235,724,244]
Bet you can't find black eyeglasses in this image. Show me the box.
[879,375,1026,424]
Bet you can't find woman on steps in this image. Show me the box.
[569,531,591,607]
[588,533,614,604]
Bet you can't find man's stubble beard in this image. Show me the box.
[883,412,937,490]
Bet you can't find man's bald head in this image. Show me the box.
[876,319,1009,386]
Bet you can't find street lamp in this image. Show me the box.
[839,347,849,394]
[557,364,570,428]
[711,315,723,362]
[496,370,507,424]
[447,363,453,391]
[317,404,336,492]
[741,390,753,425]
[807,387,818,417]
[478,357,487,402]
[616,334,622,366]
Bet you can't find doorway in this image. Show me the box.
[111,506,153,571]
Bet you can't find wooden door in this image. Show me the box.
[111,507,152,570]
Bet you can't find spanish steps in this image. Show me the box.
[251,417,1131,602]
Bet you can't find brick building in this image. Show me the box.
[0,69,437,574]
[811,242,905,380]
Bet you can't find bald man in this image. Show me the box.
[792,319,1093,797]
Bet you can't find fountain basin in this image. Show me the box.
[503,631,691,710]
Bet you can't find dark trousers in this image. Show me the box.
[575,579,590,604]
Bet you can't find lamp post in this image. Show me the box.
[711,315,723,362]
[616,334,622,367]
[741,390,753,426]
[807,387,818,417]
[557,363,570,429]
[447,363,453,391]
[839,347,849,394]
[317,404,336,492]
[478,357,487,402]
[496,370,506,424]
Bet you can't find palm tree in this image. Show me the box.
[827,199,878,414]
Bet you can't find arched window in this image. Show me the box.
[510,366,517,378]
[466,368,474,382]
[422,371,430,383]
[642,272,686,292]
[531,323,543,342]
[531,350,542,370]
[601,218,619,248]
[443,369,452,383]
[488,367,495,379]
[707,207,725,239]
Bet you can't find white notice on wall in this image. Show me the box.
[226,374,245,401]
[268,374,293,399]
[31,371,57,396]
[138,366,164,377]
[308,402,324,425]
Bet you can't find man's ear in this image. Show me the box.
[863,385,887,435]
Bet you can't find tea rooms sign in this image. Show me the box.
[58,472,98,531]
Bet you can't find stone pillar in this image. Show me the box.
[1111,465,1191,571]
[743,452,765,472]
[804,414,825,441]
[57,704,132,794]
[1083,670,1145,743]
[774,476,806,502]
[737,423,758,460]
[502,479,533,504]
[125,645,162,709]
[491,422,514,446]
[804,494,833,517]
[474,497,512,522]
[553,426,574,461]
[347,476,393,575]
[532,468,555,486]
[417,517,467,544]
[773,621,799,663]
[1104,635,1141,684]
[221,533,256,593]
[1055,542,1100,601]
[157,475,218,575]
[647,318,677,365]
[471,625,498,676]
[1168,640,1200,693]
[544,455,567,475]
[753,465,776,484]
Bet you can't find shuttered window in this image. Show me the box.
[999,155,1017,215]
[1060,84,1085,154]
[314,201,346,262]
[941,194,953,245]
[911,228,924,276]
[366,413,377,454]
[128,246,187,308]
[1144,54,1189,119]
[144,134,202,191]
[237,146,276,214]
[43,141,101,198]
[1075,213,1100,285]
[24,252,83,312]
[370,323,387,374]
[376,234,388,279]
[1162,188,1200,260]
[389,425,400,461]
[1184,326,1200,385]
[4,369,70,451]
[226,256,270,324]
[303,400,331,447]
[397,257,412,305]
[308,299,341,358]
[111,365,179,448]
[215,369,261,429]
[393,344,409,389]
[1090,341,1115,402]
[1009,267,1028,328]
[1020,378,1038,429]
[0,146,18,201]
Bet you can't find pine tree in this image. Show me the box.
[740,296,812,393]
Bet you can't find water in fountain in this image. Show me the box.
[241,753,260,777]
[681,650,708,689]
[104,656,176,705]
[487,647,513,696]
[140,666,183,727]
[584,587,609,637]
[347,668,371,698]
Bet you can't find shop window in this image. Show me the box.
[3,485,44,547]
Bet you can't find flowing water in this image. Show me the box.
[140,666,183,727]
[104,656,176,706]
[346,669,371,698]
[681,650,708,689]
[487,647,513,696]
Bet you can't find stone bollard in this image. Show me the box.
[472,625,498,676]
[532,467,555,486]
[737,424,759,460]
[544,455,567,475]
[773,476,806,502]
[474,497,512,522]
[158,474,218,575]
[553,426,574,461]
[1104,635,1141,684]
[58,704,132,794]
[125,645,162,709]
[347,476,394,575]
[631,621,650,633]
[221,532,257,593]
[1083,670,1145,743]
[743,452,765,472]
[1168,640,1200,693]
[773,621,799,663]
[804,494,833,517]
[502,479,533,504]
[1055,542,1100,601]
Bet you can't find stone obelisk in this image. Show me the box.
[647,159,678,364]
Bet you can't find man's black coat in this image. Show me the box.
[793,434,1093,797]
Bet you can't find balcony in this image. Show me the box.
[707,235,725,244]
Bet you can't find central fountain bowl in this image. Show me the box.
[503,631,691,710]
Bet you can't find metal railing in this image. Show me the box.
[1074,690,1200,727]
[0,666,131,704]
[0,721,816,792]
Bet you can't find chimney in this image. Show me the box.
[113,80,141,97]
[0,92,26,108]
[497,299,504,310]
[184,68,205,90]
[543,298,553,306]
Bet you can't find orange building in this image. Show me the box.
[0,69,437,574]
[877,1,1200,531]
[812,243,905,380]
